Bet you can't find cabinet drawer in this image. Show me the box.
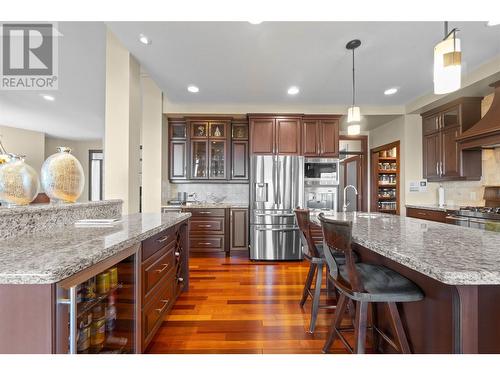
[406,207,447,223]
[142,227,176,261]
[183,208,225,217]
[142,243,176,300]
[142,271,175,346]
[190,218,224,234]
[191,236,225,252]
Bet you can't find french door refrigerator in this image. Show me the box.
[250,155,304,260]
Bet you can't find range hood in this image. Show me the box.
[457,80,500,149]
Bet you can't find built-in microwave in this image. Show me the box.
[304,158,339,186]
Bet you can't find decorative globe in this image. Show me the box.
[41,147,84,203]
[0,154,40,206]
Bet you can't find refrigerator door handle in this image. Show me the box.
[277,157,282,206]
[256,227,299,232]
[273,156,278,206]
[255,213,295,217]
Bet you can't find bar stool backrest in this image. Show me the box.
[294,208,321,259]
[318,213,364,293]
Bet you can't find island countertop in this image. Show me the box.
[311,212,500,285]
[0,212,191,285]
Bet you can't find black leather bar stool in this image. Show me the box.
[318,213,424,354]
[295,209,357,333]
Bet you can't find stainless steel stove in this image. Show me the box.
[446,206,500,231]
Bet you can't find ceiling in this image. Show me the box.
[0,21,499,140]
[0,22,106,140]
[108,21,500,107]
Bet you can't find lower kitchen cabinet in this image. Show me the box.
[406,207,448,223]
[182,207,227,253]
[230,208,249,251]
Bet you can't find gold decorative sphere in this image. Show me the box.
[41,147,84,203]
[0,155,40,206]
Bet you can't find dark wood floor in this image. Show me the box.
[146,251,355,354]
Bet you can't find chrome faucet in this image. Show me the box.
[343,185,359,212]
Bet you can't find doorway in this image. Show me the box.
[339,135,368,212]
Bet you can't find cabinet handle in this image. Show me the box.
[174,251,180,257]
[157,235,170,244]
[198,242,212,245]
[198,224,212,228]
[436,162,439,176]
[156,263,170,273]
[199,211,212,214]
[440,161,443,176]
[155,299,170,314]
[177,277,184,283]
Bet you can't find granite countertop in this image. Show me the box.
[163,202,249,208]
[0,212,191,285]
[405,204,462,212]
[311,211,500,285]
[0,199,123,217]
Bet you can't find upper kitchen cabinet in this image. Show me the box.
[169,118,188,180]
[421,97,482,182]
[231,120,249,180]
[249,115,301,155]
[302,116,340,157]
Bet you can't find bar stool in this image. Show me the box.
[318,213,424,354]
[295,209,357,333]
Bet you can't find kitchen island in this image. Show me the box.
[311,211,500,354]
[0,205,191,354]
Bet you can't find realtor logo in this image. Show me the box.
[0,23,59,90]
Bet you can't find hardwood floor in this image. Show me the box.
[146,251,357,354]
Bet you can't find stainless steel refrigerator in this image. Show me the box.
[249,155,304,260]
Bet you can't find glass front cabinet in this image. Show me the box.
[168,117,248,182]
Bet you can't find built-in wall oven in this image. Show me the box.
[304,158,339,211]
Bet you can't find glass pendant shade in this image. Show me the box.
[434,37,461,94]
[347,124,361,136]
[347,106,361,123]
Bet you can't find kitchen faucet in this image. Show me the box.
[343,185,359,212]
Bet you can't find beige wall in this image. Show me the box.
[141,76,163,213]
[44,137,102,202]
[0,125,45,174]
[104,29,141,214]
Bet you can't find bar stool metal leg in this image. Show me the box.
[309,263,323,333]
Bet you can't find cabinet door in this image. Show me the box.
[209,122,227,139]
[423,133,441,180]
[209,140,227,179]
[319,119,339,157]
[231,141,248,180]
[170,141,187,180]
[230,208,249,251]
[191,121,209,139]
[191,141,208,179]
[276,118,301,155]
[442,106,459,128]
[422,115,440,135]
[250,119,275,154]
[441,126,460,178]
[302,120,319,156]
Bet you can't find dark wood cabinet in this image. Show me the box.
[406,207,450,223]
[302,116,340,157]
[249,116,301,155]
[170,140,188,180]
[182,208,227,253]
[249,118,275,154]
[421,98,482,181]
[231,141,248,179]
[230,208,248,251]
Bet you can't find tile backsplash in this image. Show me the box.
[164,183,249,204]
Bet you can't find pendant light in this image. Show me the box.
[434,22,462,94]
[346,39,361,135]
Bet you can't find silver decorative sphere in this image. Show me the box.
[41,147,84,203]
[0,154,40,206]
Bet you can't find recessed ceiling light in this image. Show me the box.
[139,34,151,45]
[248,21,262,25]
[287,86,300,95]
[384,87,398,95]
[41,94,55,101]
[487,21,500,26]
[187,85,199,93]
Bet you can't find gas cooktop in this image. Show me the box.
[458,206,500,220]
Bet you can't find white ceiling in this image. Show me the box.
[0,22,106,140]
[108,21,500,107]
[1,21,499,140]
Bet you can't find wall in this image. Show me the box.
[44,137,102,202]
[0,125,45,173]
